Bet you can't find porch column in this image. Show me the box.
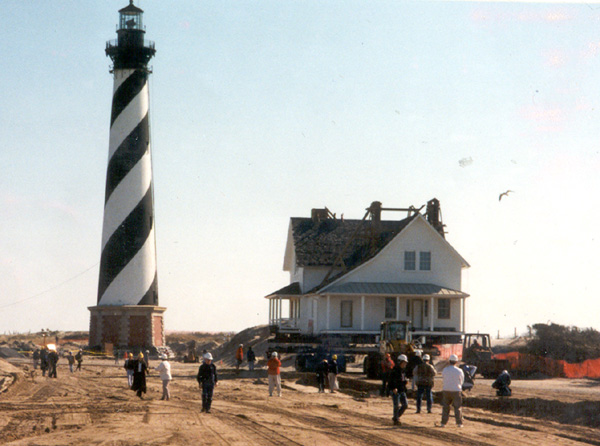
[429,297,434,331]
[326,295,330,330]
[269,298,273,325]
[396,296,400,320]
[278,297,282,323]
[314,297,318,333]
[360,296,365,330]
[462,298,466,332]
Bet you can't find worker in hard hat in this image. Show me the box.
[439,354,464,428]
[197,352,218,413]
[388,354,409,426]
[267,352,282,397]
[124,352,135,388]
[235,344,244,372]
[316,359,329,393]
[328,355,339,393]
[414,353,436,414]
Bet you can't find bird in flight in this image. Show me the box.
[499,190,514,201]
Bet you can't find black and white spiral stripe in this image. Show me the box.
[97,68,158,306]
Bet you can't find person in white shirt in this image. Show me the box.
[440,354,464,428]
[155,355,172,401]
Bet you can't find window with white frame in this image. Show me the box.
[419,251,431,270]
[404,251,416,270]
[438,298,450,319]
[385,297,396,319]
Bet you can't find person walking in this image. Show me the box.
[155,355,172,401]
[247,346,256,371]
[235,344,244,371]
[388,354,409,426]
[75,349,83,371]
[407,349,423,391]
[316,359,329,393]
[33,349,40,370]
[380,353,395,397]
[40,347,49,377]
[439,354,464,428]
[197,352,218,413]
[328,355,339,393]
[67,351,75,373]
[47,348,59,378]
[267,351,282,397]
[131,353,149,399]
[415,353,436,414]
[124,353,135,388]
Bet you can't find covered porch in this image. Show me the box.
[266,282,302,333]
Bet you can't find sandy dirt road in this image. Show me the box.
[1,358,600,446]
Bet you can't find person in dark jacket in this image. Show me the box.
[47,349,59,378]
[388,354,409,426]
[33,349,40,370]
[316,359,329,393]
[131,353,149,399]
[40,347,49,377]
[247,346,256,371]
[492,370,512,396]
[75,349,83,371]
[197,352,218,413]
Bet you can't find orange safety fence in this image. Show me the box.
[494,352,600,378]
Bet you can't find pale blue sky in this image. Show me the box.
[1,1,599,336]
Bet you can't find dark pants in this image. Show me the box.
[380,372,390,396]
[202,383,215,411]
[392,391,408,422]
[441,391,462,425]
[317,374,327,392]
[416,385,433,412]
[48,365,57,378]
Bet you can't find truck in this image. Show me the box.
[462,333,510,378]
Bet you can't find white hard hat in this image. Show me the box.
[272,352,278,357]
[423,354,430,361]
[204,353,213,360]
[414,350,422,357]
[449,354,459,363]
[397,354,408,362]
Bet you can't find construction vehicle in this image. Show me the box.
[183,340,199,363]
[363,320,441,379]
[462,333,510,378]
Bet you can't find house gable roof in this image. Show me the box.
[289,215,414,269]
[317,214,469,293]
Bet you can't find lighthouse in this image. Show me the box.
[89,1,165,350]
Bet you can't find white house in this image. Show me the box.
[266,199,470,343]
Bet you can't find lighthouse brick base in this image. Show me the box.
[88,305,165,350]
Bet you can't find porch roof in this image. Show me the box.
[319,282,469,298]
[265,281,301,298]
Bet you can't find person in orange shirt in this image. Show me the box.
[235,344,244,371]
[267,351,282,397]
